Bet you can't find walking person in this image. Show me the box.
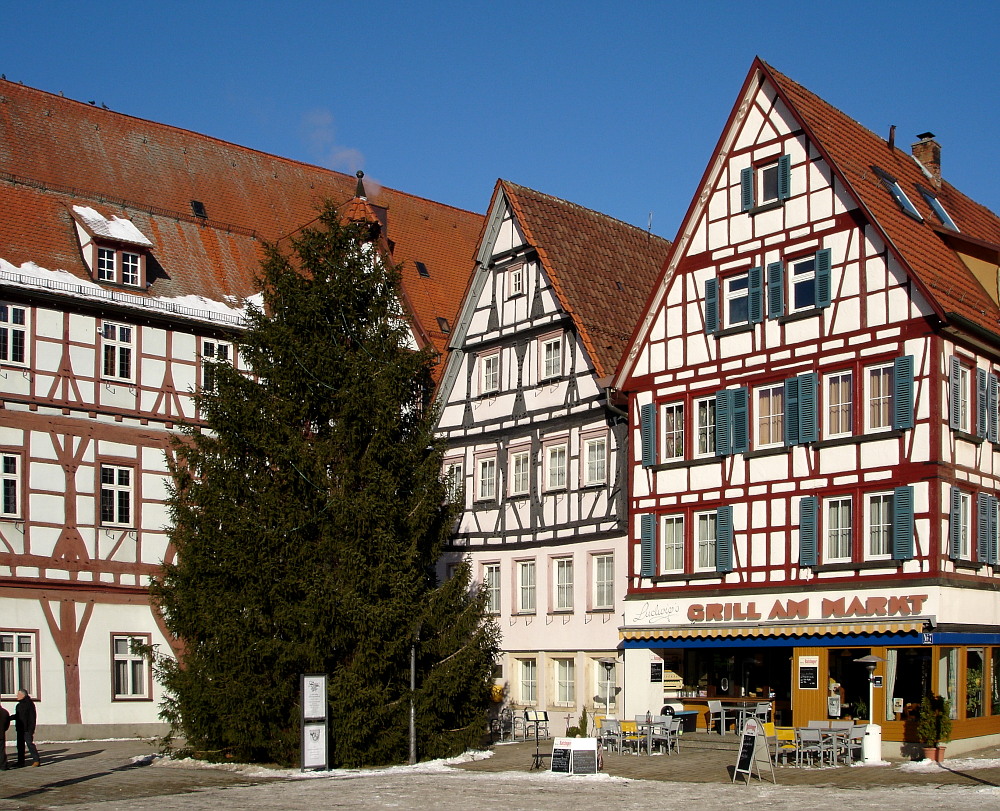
[0,701,9,770]
[13,690,39,767]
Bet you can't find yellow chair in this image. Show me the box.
[773,725,797,765]
[619,719,642,754]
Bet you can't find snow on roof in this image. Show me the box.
[72,205,154,247]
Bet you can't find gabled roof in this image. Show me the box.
[0,79,482,381]
[497,180,670,379]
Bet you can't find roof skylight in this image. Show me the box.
[872,167,923,221]
[917,186,959,231]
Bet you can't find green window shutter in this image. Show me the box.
[716,389,732,457]
[767,261,784,319]
[815,248,832,308]
[989,374,999,444]
[977,492,990,563]
[784,376,800,446]
[705,278,719,334]
[740,167,754,211]
[716,505,733,573]
[892,485,914,561]
[977,368,989,438]
[799,496,818,567]
[798,372,819,443]
[748,266,764,324]
[732,387,749,454]
[949,356,961,430]
[777,154,792,200]
[640,403,657,467]
[991,496,999,565]
[640,513,656,577]
[949,486,963,560]
[893,355,914,430]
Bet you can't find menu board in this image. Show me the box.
[798,655,819,690]
[650,662,663,683]
[549,737,598,775]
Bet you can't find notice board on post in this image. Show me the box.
[549,737,599,774]
[301,673,328,771]
[732,718,775,785]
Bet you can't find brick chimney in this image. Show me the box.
[912,132,941,189]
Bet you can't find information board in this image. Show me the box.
[798,655,819,690]
[549,737,599,775]
[650,662,663,683]
[300,673,328,771]
[732,718,775,785]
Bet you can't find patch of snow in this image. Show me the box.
[73,206,153,246]
[898,756,1000,772]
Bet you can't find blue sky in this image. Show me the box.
[6,2,999,240]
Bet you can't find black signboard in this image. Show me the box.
[550,746,571,773]
[650,662,663,683]
[735,728,756,774]
[571,748,598,775]
[799,666,818,690]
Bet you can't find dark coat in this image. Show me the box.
[14,695,35,735]
[0,705,9,734]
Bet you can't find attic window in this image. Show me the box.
[917,185,958,231]
[873,167,923,221]
[191,200,207,219]
[415,261,430,278]
[72,206,153,290]
[436,317,451,334]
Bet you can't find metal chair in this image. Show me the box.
[707,700,732,735]
[795,727,825,766]
[772,725,797,765]
[619,719,642,754]
[600,717,622,754]
[846,725,866,762]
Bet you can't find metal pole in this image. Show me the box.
[409,638,417,765]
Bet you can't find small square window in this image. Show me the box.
[100,464,133,526]
[508,265,524,297]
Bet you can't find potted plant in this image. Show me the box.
[916,694,952,762]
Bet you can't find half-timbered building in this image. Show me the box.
[613,59,1000,755]
[436,180,669,733]
[0,78,482,737]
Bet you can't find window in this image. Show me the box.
[1,453,20,518]
[582,435,607,486]
[950,356,971,433]
[0,632,35,699]
[790,255,816,312]
[874,167,922,221]
[479,351,500,395]
[825,497,852,562]
[508,265,524,297]
[112,634,149,699]
[868,493,893,557]
[555,658,575,705]
[0,304,27,366]
[918,186,958,230]
[443,459,463,503]
[95,246,145,287]
[867,365,893,431]
[741,154,791,211]
[554,558,573,611]
[661,515,684,572]
[756,385,784,448]
[695,398,716,456]
[545,442,567,490]
[949,487,972,560]
[98,247,115,281]
[201,339,232,392]
[593,553,613,610]
[661,403,684,460]
[696,512,716,571]
[100,464,133,526]
[540,333,562,380]
[519,658,537,703]
[476,456,497,501]
[101,322,133,382]
[517,560,536,613]
[483,563,501,614]
[826,372,853,437]
[509,449,530,496]
[724,272,750,328]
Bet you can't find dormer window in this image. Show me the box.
[97,246,144,287]
[71,205,153,289]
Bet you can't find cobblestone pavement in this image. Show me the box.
[1,735,999,810]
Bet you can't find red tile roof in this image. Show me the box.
[499,180,671,379]
[0,79,482,381]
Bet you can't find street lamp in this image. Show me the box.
[853,654,885,725]
[599,657,617,719]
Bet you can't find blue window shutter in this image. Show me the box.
[798,373,819,443]
[716,505,733,573]
[892,486,914,561]
[893,355,914,430]
[977,369,989,438]
[784,376,800,446]
[640,403,656,467]
[949,486,963,559]
[799,496,818,567]
[977,492,990,562]
[740,167,754,211]
[748,266,764,324]
[640,513,656,577]
[767,261,784,319]
[949,356,961,430]
[716,389,733,456]
[990,374,999,444]
[815,248,832,308]
[732,387,749,454]
[777,154,791,200]
[705,278,719,334]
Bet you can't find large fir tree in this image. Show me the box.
[150,203,498,766]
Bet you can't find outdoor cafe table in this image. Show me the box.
[795,726,849,766]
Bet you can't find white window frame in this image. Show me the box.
[95,245,145,288]
[581,433,608,486]
[955,490,972,559]
[592,552,614,610]
[866,364,894,432]
[519,658,537,704]
[539,331,563,381]
[0,631,37,700]
[757,160,781,206]
[479,350,500,395]
[867,492,893,559]
[476,455,497,501]
[695,511,717,572]
[1,452,21,518]
[508,264,524,297]
[695,397,716,457]
[101,321,134,382]
[112,633,151,700]
[555,658,575,705]
[825,371,853,438]
[554,557,573,611]
[509,448,531,497]
[516,560,536,614]
[100,463,134,527]
[544,441,567,491]
[724,271,750,328]
[789,254,817,313]
[661,514,684,573]
[483,563,501,614]
[756,384,784,448]
[661,402,684,460]
[443,458,464,503]
[0,303,28,366]
[825,496,853,562]
[955,361,971,434]
[201,339,233,393]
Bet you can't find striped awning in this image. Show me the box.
[622,618,927,641]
